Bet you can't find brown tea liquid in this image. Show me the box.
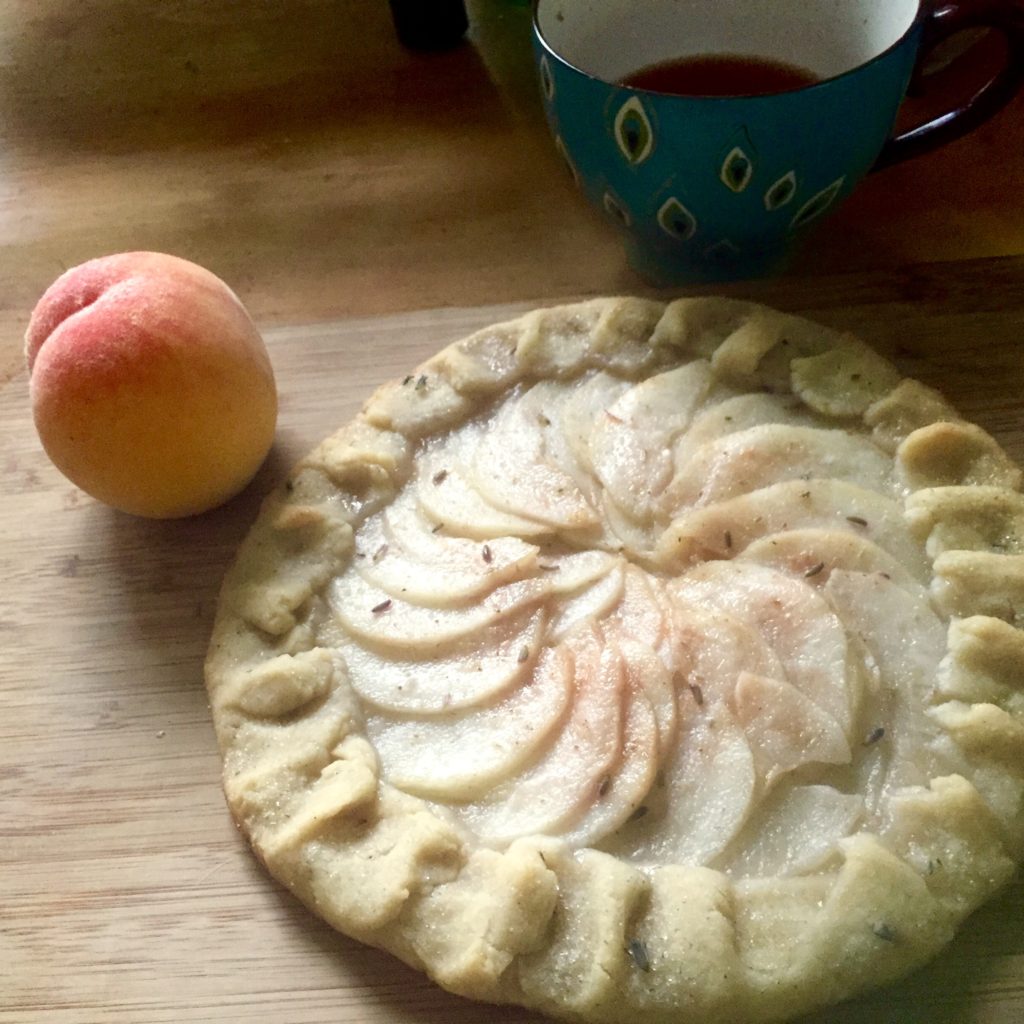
[620,54,819,97]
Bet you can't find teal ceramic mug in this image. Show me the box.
[532,0,1024,284]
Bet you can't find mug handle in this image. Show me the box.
[874,0,1024,170]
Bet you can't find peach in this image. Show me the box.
[26,252,278,518]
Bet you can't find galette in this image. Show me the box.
[206,298,1024,1023]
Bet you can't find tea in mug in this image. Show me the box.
[620,54,820,96]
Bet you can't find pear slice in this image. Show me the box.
[384,492,538,567]
[617,637,678,760]
[608,565,671,654]
[339,609,545,714]
[517,377,619,507]
[470,391,599,531]
[600,492,656,557]
[366,644,573,800]
[670,423,897,508]
[549,562,625,643]
[661,392,818,516]
[726,784,864,878]
[587,362,714,521]
[605,564,688,717]
[557,371,633,483]
[740,528,927,599]
[823,569,951,795]
[613,706,756,868]
[544,549,623,594]
[732,671,852,784]
[331,571,548,654]
[676,390,817,450]
[356,499,539,606]
[658,479,930,582]
[563,681,660,848]
[668,593,786,705]
[452,627,625,842]
[671,561,854,734]
[416,435,551,539]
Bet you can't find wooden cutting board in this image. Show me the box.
[4,256,1024,1024]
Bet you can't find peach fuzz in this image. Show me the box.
[26,252,278,518]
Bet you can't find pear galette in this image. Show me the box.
[206,298,1024,1024]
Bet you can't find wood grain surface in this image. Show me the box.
[3,256,1024,1024]
[2,0,1024,381]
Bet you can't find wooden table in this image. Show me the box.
[3,3,1023,1022]
[1,0,1023,378]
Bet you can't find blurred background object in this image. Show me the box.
[389,0,469,51]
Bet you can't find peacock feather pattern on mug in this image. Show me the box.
[533,40,901,280]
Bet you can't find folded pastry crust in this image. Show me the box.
[206,298,1024,1024]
